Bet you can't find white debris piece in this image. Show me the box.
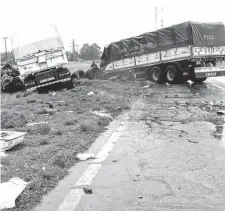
[0,177,28,209]
[0,131,26,152]
[90,110,113,119]
[26,121,48,126]
[0,151,7,157]
[77,152,96,161]
[87,91,94,96]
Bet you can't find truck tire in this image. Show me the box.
[165,65,181,84]
[148,66,165,83]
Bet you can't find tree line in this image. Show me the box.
[67,43,102,61]
[1,43,102,65]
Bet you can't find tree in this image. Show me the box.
[1,51,16,65]
[79,43,102,60]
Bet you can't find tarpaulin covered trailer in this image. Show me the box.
[101,21,225,83]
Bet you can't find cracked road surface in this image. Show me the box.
[34,80,225,211]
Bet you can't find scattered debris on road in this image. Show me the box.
[217,110,225,116]
[87,91,94,96]
[0,152,7,157]
[83,187,93,194]
[0,177,28,209]
[77,152,96,161]
[91,110,113,120]
[188,139,198,144]
[26,121,48,126]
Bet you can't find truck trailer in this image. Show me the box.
[100,21,225,83]
[14,36,72,92]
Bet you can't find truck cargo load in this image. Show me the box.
[101,21,225,83]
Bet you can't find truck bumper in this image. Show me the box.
[26,78,71,91]
[194,66,225,78]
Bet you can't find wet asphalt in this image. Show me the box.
[33,78,225,211]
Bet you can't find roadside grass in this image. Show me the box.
[1,79,138,211]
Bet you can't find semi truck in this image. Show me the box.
[14,31,72,92]
[100,21,225,83]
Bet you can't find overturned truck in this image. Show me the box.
[14,35,72,92]
[101,21,225,83]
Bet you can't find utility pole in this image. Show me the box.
[2,37,8,62]
[155,7,158,30]
[72,39,76,61]
[75,44,79,57]
[161,7,164,28]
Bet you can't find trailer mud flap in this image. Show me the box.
[194,66,225,78]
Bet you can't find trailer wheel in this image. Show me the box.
[165,65,180,84]
[148,66,164,83]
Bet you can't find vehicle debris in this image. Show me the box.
[77,152,96,161]
[0,152,7,157]
[1,64,24,93]
[217,110,225,116]
[87,91,94,96]
[0,131,26,151]
[48,103,54,109]
[0,177,28,209]
[85,67,102,80]
[188,139,198,144]
[90,110,113,119]
[26,121,48,126]
[83,187,93,194]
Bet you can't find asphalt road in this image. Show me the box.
[34,77,225,211]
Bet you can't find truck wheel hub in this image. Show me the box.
[152,69,161,81]
[167,69,176,81]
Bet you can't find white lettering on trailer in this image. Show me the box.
[204,35,214,40]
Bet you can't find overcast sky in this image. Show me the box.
[1,0,225,53]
